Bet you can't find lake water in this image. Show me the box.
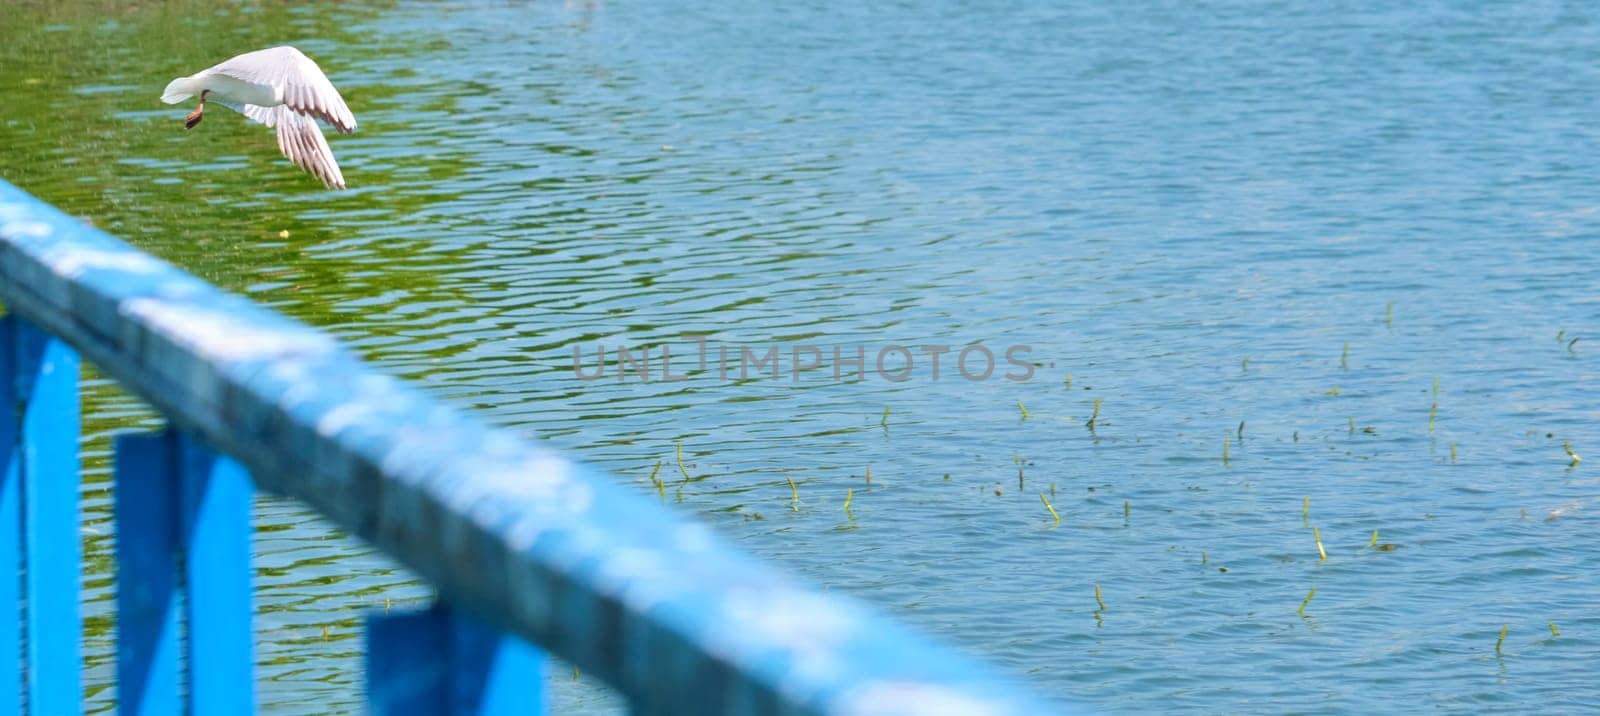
[3,0,1598,712]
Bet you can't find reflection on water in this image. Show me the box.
[4,1,1600,713]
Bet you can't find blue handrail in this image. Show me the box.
[0,177,1068,714]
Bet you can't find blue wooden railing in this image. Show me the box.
[0,178,1066,715]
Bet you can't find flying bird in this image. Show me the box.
[161,46,356,189]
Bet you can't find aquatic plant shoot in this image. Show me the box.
[1040,493,1061,526]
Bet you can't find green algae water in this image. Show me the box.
[4,1,1598,712]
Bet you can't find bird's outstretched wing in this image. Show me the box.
[242,104,347,189]
[210,46,357,134]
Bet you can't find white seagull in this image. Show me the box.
[161,46,356,189]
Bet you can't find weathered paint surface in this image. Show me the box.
[0,178,1069,715]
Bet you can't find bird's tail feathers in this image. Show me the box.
[161,76,198,104]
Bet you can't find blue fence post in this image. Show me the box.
[8,317,83,715]
[448,607,545,715]
[368,603,545,715]
[113,432,181,715]
[176,434,254,713]
[0,318,22,714]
